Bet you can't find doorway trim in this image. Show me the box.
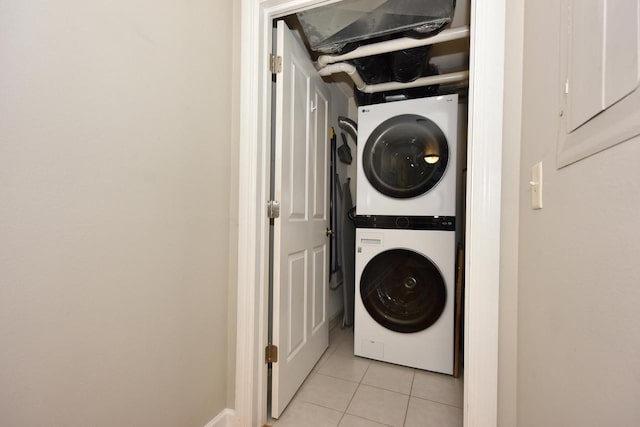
[234,0,506,425]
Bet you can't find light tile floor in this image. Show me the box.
[270,326,463,427]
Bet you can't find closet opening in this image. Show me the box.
[233,0,507,425]
[267,1,470,424]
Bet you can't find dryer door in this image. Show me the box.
[362,114,449,199]
[360,248,447,333]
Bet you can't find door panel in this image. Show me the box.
[566,0,640,131]
[288,58,309,220]
[271,20,330,418]
[287,251,307,357]
[312,245,326,332]
[313,90,329,219]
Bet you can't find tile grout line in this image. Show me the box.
[402,370,416,427]
[343,383,398,427]
[338,339,371,426]
[288,325,462,426]
[409,394,464,410]
[409,369,416,397]
[410,371,465,408]
[293,396,347,414]
[291,370,361,415]
[313,371,362,385]
[356,381,414,397]
[347,382,411,426]
[288,400,346,425]
[359,360,417,396]
[342,380,363,424]
[353,351,414,426]
[277,327,357,425]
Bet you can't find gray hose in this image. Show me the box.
[338,116,357,144]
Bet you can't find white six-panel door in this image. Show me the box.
[270,20,330,419]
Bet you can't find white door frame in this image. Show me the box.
[234,0,506,425]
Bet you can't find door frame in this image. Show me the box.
[234,0,506,426]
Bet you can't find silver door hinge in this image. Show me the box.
[269,54,282,74]
[265,344,278,364]
[564,79,569,94]
[267,200,280,219]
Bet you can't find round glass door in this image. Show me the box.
[362,114,449,199]
[360,248,447,333]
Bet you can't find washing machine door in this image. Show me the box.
[362,114,449,199]
[360,248,447,333]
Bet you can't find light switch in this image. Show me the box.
[530,162,543,209]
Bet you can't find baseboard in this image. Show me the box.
[204,408,235,427]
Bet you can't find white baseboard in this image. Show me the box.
[204,408,235,427]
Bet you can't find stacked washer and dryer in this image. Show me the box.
[354,94,459,375]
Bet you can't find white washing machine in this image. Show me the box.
[357,95,458,216]
[354,225,455,374]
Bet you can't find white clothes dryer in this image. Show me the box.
[357,95,458,216]
[354,225,455,374]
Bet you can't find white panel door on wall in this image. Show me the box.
[566,0,640,131]
[271,20,330,418]
[559,0,640,166]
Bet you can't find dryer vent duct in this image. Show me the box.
[296,0,456,55]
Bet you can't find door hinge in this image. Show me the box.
[265,344,278,364]
[267,200,280,219]
[269,54,282,74]
[564,79,569,94]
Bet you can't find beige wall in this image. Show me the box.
[227,0,241,409]
[517,1,640,425]
[0,1,234,426]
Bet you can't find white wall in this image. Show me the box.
[498,0,524,425]
[517,1,640,425]
[0,1,235,426]
[227,0,242,408]
[327,84,354,323]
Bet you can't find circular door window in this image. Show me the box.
[360,248,447,333]
[362,114,449,199]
